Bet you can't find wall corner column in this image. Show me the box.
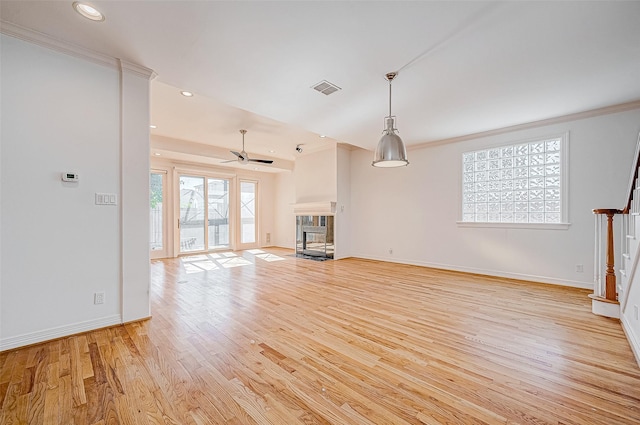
[119,59,156,322]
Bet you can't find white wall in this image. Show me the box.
[257,172,276,247]
[350,108,640,288]
[120,61,154,323]
[273,171,296,248]
[335,146,352,259]
[0,35,152,349]
[622,240,640,365]
[294,147,337,204]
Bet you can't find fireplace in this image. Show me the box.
[296,215,334,259]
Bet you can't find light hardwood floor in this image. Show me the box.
[1,248,639,424]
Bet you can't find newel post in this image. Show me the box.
[604,211,617,301]
[593,209,622,302]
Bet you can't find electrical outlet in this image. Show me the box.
[94,292,105,305]
[389,248,393,255]
[576,264,584,273]
[635,305,639,321]
[266,233,271,243]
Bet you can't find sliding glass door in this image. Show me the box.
[179,175,231,254]
[239,180,258,248]
[208,178,230,249]
[179,176,206,252]
[150,171,168,259]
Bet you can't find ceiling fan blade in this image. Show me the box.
[230,151,247,162]
[249,159,274,164]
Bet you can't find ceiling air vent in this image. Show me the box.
[312,80,341,96]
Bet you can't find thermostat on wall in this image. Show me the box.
[61,172,79,182]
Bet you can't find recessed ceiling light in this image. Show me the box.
[150,125,157,129]
[154,153,161,156]
[72,2,105,22]
[319,135,327,138]
[253,167,259,170]
[268,150,276,153]
[180,91,194,97]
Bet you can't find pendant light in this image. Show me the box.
[372,72,409,167]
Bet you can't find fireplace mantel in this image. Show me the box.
[292,201,336,216]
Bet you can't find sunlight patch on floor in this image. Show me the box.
[217,257,252,268]
[180,250,285,273]
[193,261,219,270]
[182,255,209,262]
[184,261,220,274]
[255,253,285,262]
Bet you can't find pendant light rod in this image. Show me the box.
[386,72,397,118]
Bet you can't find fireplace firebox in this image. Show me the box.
[296,215,334,259]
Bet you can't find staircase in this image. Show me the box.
[592,131,640,366]
[620,208,640,313]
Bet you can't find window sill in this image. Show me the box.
[456,221,571,230]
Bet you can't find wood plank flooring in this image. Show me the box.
[1,248,640,424]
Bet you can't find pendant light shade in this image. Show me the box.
[372,72,409,168]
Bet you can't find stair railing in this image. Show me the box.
[592,131,640,306]
[623,132,640,214]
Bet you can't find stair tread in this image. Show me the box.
[588,294,619,304]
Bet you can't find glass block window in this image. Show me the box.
[462,136,565,224]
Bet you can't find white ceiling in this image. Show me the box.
[2,1,640,168]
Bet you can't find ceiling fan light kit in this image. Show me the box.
[372,72,409,168]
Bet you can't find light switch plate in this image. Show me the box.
[95,193,117,205]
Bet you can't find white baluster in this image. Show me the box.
[594,213,602,297]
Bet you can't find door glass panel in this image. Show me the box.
[208,178,230,249]
[179,176,205,252]
[240,181,256,244]
[150,172,164,251]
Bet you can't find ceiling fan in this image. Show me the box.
[225,129,273,165]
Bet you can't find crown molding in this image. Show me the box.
[410,99,640,150]
[1,20,117,68]
[1,20,155,79]
[119,59,156,80]
[337,142,358,151]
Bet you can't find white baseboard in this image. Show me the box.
[350,253,593,290]
[0,314,122,352]
[621,314,640,368]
